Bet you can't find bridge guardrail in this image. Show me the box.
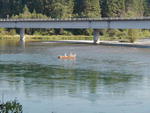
[0,17,150,22]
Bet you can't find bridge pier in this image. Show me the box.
[93,29,100,44]
[20,28,25,42]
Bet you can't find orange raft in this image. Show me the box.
[58,54,76,60]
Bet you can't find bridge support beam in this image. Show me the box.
[93,29,100,44]
[20,28,25,42]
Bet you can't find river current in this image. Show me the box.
[0,40,150,113]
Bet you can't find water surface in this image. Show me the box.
[0,40,150,113]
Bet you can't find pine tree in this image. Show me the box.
[51,0,74,18]
[77,0,101,18]
[102,0,125,17]
[101,0,107,17]
[0,0,10,18]
[144,0,150,16]
[125,0,144,17]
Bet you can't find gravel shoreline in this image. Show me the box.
[43,39,150,48]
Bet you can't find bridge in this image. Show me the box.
[0,17,150,44]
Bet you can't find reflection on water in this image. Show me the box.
[0,40,150,113]
[0,63,137,95]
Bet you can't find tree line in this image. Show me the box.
[0,0,149,18]
[0,0,150,42]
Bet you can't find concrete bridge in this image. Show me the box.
[0,17,150,44]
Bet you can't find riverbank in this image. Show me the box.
[43,39,150,48]
[101,39,150,48]
[0,35,93,41]
[0,34,132,42]
[0,34,150,48]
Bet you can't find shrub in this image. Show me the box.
[0,100,23,113]
[127,29,140,43]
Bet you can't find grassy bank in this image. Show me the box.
[0,35,93,41]
[0,33,150,42]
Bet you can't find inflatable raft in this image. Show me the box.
[58,53,76,60]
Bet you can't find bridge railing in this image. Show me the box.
[0,17,150,22]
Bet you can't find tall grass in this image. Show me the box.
[0,35,93,41]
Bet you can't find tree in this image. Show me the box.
[76,0,101,18]
[125,0,144,17]
[144,0,150,16]
[101,0,125,17]
[101,0,108,17]
[127,29,140,43]
[0,0,23,18]
[50,0,74,18]
[0,0,10,18]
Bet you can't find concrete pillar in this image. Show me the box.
[19,40,25,48]
[93,29,100,44]
[20,28,25,42]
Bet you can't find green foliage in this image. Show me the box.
[0,100,22,113]
[0,28,7,35]
[51,0,74,18]
[142,30,150,37]
[103,0,125,17]
[144,0,150,16]
[25,35,92,41]
[78,0,101,18]
[0,0,23,18]
[12,5,48,19]
[124,0,145,42]
[9,29,17,35]
[125,0,144,17]
[127,29,141,43]
[0,0,148,18]
[51,2,71,18]
[0,28,16,35]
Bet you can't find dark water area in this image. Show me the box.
[0,40,150,113]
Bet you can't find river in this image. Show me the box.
[0,40,150,113]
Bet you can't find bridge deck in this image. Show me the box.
[0,17,150,29]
